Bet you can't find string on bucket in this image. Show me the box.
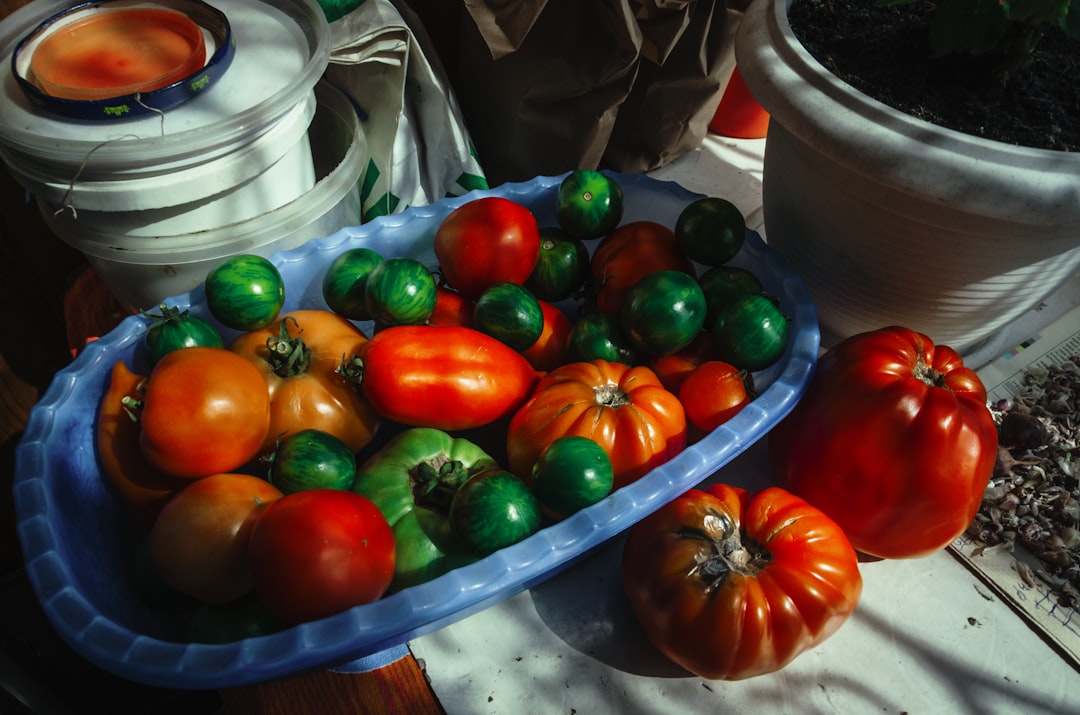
[53,135,141,219]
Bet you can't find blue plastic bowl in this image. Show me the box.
[13,173,819,689]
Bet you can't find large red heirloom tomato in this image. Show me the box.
[769,326,997,559]
[506,360,686,489]
[622,483,862,681]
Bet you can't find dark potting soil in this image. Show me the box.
[787,0,1080,151]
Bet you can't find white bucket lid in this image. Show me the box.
[0,0,329,204]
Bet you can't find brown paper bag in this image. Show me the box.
[398,0,740,186]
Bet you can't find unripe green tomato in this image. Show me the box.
[450,470,542,555]
[675,197,746,267]
[531,436,614,520]
[268,429,358,494]
[699,265,764,328]
[322,247,384,320]
[364,257,437,327]
[566,312,640,365]
[524,227,591,302]
[205,254,285,331]
[473,282,544,352]
[556,170,624,239]
[711,293,789,372]
[621,270,707,356]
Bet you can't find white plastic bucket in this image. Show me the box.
[0,0,334,290]
[42,80,367,311]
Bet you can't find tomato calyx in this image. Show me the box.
[119,382,146,421]
[263,317,314,378]
[911,352,950,390]
[142,304,190,330]
[412,458,482,511]
[681,510,772,593]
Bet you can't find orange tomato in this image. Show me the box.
[139,347,271,479]
[229,309,381,455]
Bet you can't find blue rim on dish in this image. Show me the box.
[10,0,234,121]
[13,172,820,689]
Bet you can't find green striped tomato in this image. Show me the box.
[204,254,285,331]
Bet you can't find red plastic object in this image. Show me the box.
[29,7,206,101]
[709,66,770,139]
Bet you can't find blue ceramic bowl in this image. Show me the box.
[13,173,819,689]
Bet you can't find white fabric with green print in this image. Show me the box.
[321,0,487,223]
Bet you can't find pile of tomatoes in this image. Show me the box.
[95,170,799,645]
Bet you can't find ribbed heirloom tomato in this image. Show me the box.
[229,309,380,456]
[506,360,686,489]
[138,346,271,479]
[769,326,998,559]
[622,483,862,680]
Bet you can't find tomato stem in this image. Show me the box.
[264,316,312,378]
[912,353,948,390]
[680,512,772,593]
[141,303,189,331]
[593,384,632,408]
[412,458,481,511]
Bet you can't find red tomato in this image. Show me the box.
[506,360,686,490]
[356,325,540,431]
[678,361,751,432]
[648,332,724,393]
[589,221,696,314]
[769,326,998,559]
[248,489,395,623]
[229,310,380,455]
[622,483,862,680]
[149,473,284,604]
[433,196,541,300]
[139,347,271,479]
[427,286,475,327]
[520,299,573,372]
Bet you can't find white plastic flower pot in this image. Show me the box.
[735,0,1080,353]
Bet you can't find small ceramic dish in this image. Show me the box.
[10,0,233,120]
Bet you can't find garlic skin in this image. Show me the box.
[973,356,1080,604]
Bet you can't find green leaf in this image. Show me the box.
[929,0,1010,55]
[1006,0,1070,26]
[1064,2,1080,40]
